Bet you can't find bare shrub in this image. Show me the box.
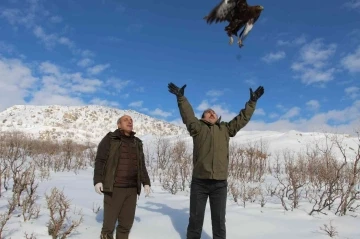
[143,143,157,183]
[161,161,180,195]
[306,135,349,216]
[154,135,172,171]
[24,232,37,239]
[334,131,360,216]
[0,193,18,238]
[45,187,84,239]
[172,139,192,191]
[228,140,269,183]
[21,164,41,222]
[227,176,240,203]
[92,202,101,214]
[319,220,338,238]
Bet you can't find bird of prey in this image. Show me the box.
[204,0,264,48]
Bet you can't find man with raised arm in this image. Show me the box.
[168,82,264,239]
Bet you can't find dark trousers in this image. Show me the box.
[186,177,227,239]
[101,187,137,239]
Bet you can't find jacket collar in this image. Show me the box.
[113,128,136,138]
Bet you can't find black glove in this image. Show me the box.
[249,86,264,102]
[168,82,186,97]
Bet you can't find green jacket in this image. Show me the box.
[93,129,151,195]
[177,95,256,180]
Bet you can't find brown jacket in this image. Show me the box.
[93,129,151,195]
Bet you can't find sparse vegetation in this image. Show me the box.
[0,127,359,238]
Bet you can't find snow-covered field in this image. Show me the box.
[0,130,359,239]
[1,167,359,239]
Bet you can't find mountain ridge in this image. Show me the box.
[0,104,188,143]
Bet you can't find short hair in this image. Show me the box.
[201,108,213,118]
[117,116,122,125]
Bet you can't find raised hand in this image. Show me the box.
[249,86,264,102]
[168,82,186,97]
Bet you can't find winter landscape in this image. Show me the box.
[1,0,360,238]
[0,105,359,239]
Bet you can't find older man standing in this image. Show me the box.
[168,82,264,239]
[93,115,151,239]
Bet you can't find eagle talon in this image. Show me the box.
[229,37,234,45]
[238,38,243,48]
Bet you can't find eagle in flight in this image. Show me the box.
[204,0,264,48]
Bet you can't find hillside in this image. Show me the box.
[0,104,188,143]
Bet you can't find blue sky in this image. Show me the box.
[0,0,359,134]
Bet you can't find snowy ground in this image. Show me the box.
[1,167,359,239]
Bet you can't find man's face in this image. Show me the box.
[118,115,133,133]
[202,109,218,124]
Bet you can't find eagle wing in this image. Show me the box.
[204,0,248,24]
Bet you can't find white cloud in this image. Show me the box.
[245,100,360,135]
[87,64,110,75]
[261,51,286,63]
[106,78,131,91]
[0,0,95,62]
[30,92,85,106]
[196,100,237,121]
[150,108,172,118]
[281,107,301,119]
[128,101,143,108]
[306,100,320,111]
[277,34,306,46]
[344,0,360,10]
[254,108,266,116]
[90,98,119,107]
[0,41,16,54]
[77,58,93,67]
[0,54,137,110]
[49,16,62,23]
[291,38,337,85]
[206,90,225,97]
[136,87,145,92]
[0,57,38,110]
[345,86,360,99]
[341,45,360,73]
[169,98,360,135]
[269,113,279,119]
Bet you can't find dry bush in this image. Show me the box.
[154,135,172,172]
[161,161,180,194]
[24,232,37,239]
[21,164,41,222]
[228,140,269,183]
[92,202,101,214]
[0,193,18,238]
[171,139,192,191]
[160,138,193,194]
[273,149,308,211]
[227,140,269,207]
[319,220,338,238]
[334,131,360,216]
[45,187,83,239]
[143,143,157,183]
[305,134,354,216]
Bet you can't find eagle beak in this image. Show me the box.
[260,6,264,10]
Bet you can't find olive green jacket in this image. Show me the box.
[177,95,256,180]
[93,129,151,195]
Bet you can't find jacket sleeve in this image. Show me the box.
[225,100,256,137]
[176,95,201,136]
[140,147,151,187]
[93,133,110,185]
